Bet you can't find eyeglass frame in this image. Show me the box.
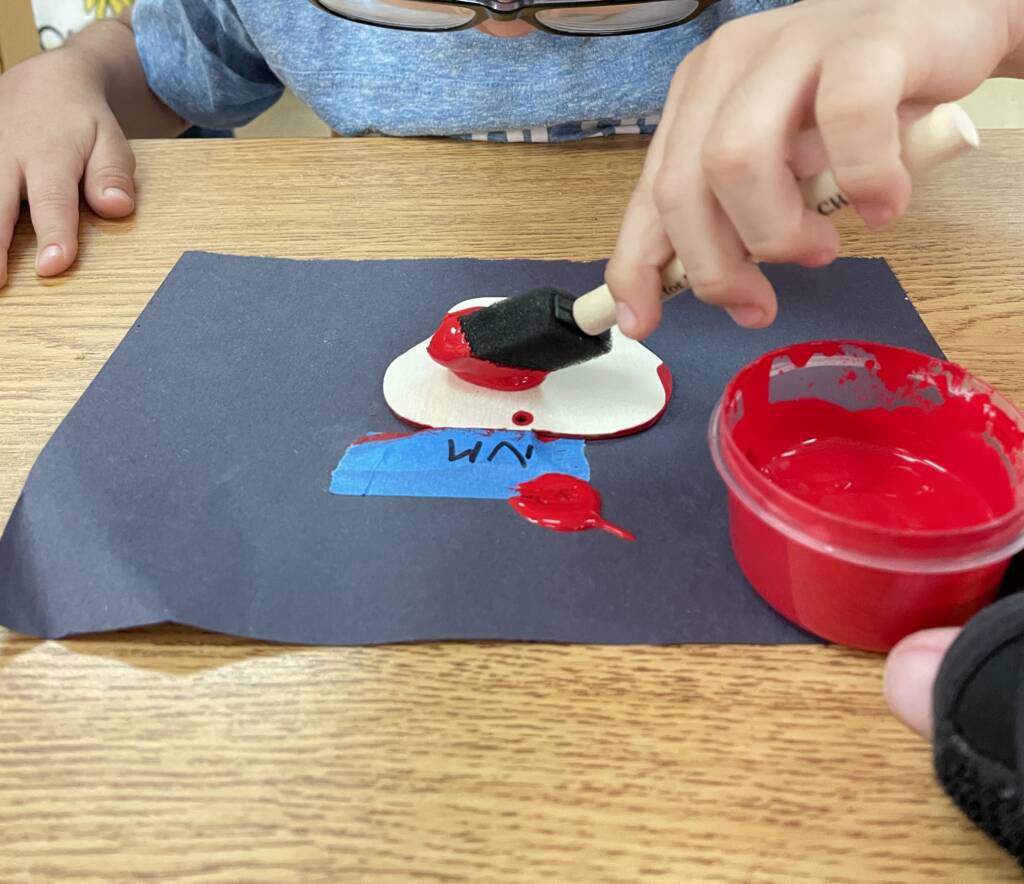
[308,0,721,37]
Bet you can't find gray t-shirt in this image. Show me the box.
[133,0,789,141]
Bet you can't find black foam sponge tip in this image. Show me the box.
[459,288,612,372]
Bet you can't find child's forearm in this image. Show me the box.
[63,11,186,139]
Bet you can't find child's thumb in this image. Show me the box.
[84,122,137,219]
[884,627,960,738]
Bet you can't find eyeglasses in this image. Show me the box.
[310,0,719,37]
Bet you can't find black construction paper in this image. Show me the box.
[0,253,944,644]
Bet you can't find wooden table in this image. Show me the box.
[1,134,1022,883]
[0,0,39,73]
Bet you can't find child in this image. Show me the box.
[2,0,1024,861]
[0,0,783,288]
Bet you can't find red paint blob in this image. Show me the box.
[508,473,635,541]
[427,307,549,391]
[712,340,1024,651]
[512,410,534,426]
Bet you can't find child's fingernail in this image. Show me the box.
[857,203,893,227]
[726,305,766,328]
[103,187,133,204]
[615,301,638,336]
[36,244,63,271]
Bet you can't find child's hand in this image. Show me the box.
[0,49,136,288]
[606,0,1024,337]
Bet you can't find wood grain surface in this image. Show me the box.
[1,134,1023,883]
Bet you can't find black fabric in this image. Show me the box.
[933,564,1024,864]
[954,641,1023,768]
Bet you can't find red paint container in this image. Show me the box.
[709,341,1024,651]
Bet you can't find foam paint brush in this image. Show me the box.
[429,104,979,383]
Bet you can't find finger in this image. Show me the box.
[606,182,672,339]
[883,627,960,738]
[702,33,840,268]
[790,128,828,180]
[0,166,21,288]
[815,37,912,226]
[24,153,84,277]
[653,45,778,327]
[790,104,925,199]
[660,183,778,329]
[83,120,136,219]
[605,65,688,339]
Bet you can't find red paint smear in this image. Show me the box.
[508,473,635,541]
[352,431,418,446]
[427,307,549,391]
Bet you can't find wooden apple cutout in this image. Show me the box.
[383,298,672,439]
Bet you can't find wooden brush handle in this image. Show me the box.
[572,102,979,337]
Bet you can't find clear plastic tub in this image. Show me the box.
[709,341,1024,651]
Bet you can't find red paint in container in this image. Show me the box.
[509,473,635,541]
[709,341,1024,651]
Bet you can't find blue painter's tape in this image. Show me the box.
[329,429,589,500]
